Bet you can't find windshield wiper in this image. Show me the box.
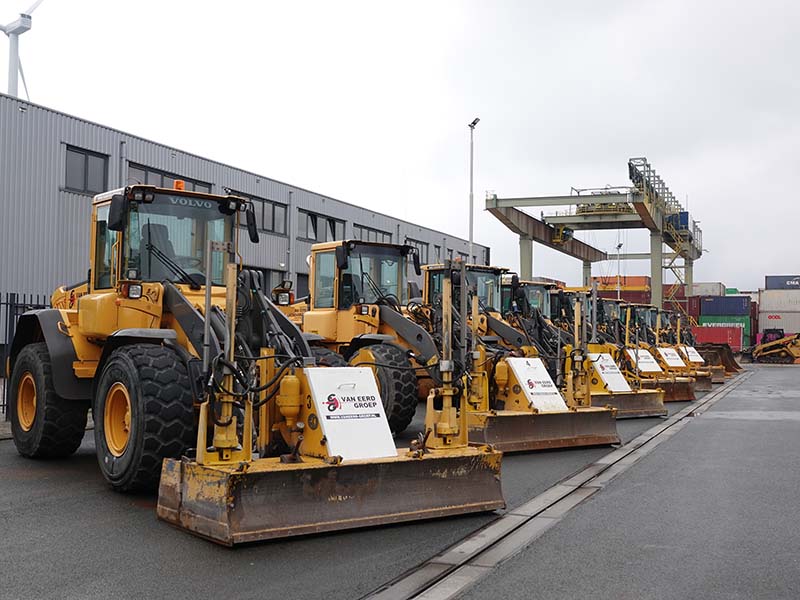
[145,242,202,290]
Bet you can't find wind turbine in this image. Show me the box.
[1,0,45,100]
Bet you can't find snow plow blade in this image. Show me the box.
[696,344,742,373]
[156,448,504,546]
[693,371,713,391]
[468,408,619,452]
[590,390,667,419]
[642,377,696,402]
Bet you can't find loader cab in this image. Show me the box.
[500,276,554,317]
[79,184,254,340]
[423,264,505,314]
[303,240,419,341]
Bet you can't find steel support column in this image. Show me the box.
[582,261,592,288]
[685,259,694,297]
[519,236,533,279]
[650,232,663,307]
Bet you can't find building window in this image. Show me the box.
[353,224,392,244]
[405,238,429,263]
[230,190,287,235]
[127,163,211,193]
[65,146,108,194]
[296,273,310,298]
[447,248,454,260]
[434,245,441,262]
[458,252,469,262]
[299,210,344,242]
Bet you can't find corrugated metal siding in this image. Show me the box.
[1,94,488,302]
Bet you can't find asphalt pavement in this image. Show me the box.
[0,392,693,600]
[462,365,800,600]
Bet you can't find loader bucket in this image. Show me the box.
[642,377,696,402]
[697,344,741,373]
[157,448,504,546]
[468,408,619,452]
[709,365,726,383]
[693,371,713,392]
[590,390,667,419]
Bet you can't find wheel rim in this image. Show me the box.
[104,383,131,457]
[17,372,36,432]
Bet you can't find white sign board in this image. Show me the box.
[305,367,397,461]
[657,347,687,368]
[679,346,705,363]
[588,353,632,393]
[506,357,568,413]
[626,348,663,373]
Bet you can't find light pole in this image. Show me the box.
[615,242,623,300]
[468,117,479,263]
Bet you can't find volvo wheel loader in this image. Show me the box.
[7,183,503,545]
[615,303,697,402]
[560,294,667,419]
[414,263,620,452]
[272,240,441,435]
[500,283,666,419]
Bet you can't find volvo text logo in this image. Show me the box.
[170,197,214,209]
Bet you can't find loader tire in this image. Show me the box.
[350,343,417,434]
[93,344,195,493]
[311,346,348,367]
[9,343,89,458]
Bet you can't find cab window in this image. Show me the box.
[313,251,336,309]
[94,204,118,289]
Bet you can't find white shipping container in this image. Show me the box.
[691,282,726,296]
[758,311,800,334]
[758,289,800,312]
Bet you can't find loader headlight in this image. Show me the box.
[360,305,369,315]
[277,292,290,305]
[128,284,143,299]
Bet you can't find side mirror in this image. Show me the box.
[335,244,349,270]
[412,249,421,276]
[108,194,128,231]
[246,203,259,243]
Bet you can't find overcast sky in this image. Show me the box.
[2,0,797,290]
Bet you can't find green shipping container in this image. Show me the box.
[725,288,739,295]
[698,315,751,338]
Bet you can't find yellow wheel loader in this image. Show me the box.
[273,240,444,434]
[616,303,697,402]
[500,282,666,419]
[649,308,713,391]
[8,183,504,545]
[415,263,620,452]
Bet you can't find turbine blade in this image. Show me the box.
[23,0,45,16]
[18,59,30,101]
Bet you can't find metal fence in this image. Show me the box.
[1,292,49,416]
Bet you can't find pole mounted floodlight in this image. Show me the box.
[2,0,45,99]
[468,117,479,262]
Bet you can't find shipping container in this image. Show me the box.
[663,284,686,299]
[692,326,743,351]
[698,315,751,338]
[699,296,750,317]
[692,282,726,296]
[765,275,800,290]
[597,290,652,304]
[592,275,651,287]
[687,296,700,319]
[758,289,800,312]
[758,311,800,335]
[725,288,739,295]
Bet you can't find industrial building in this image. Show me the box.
[0,92,489,324]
